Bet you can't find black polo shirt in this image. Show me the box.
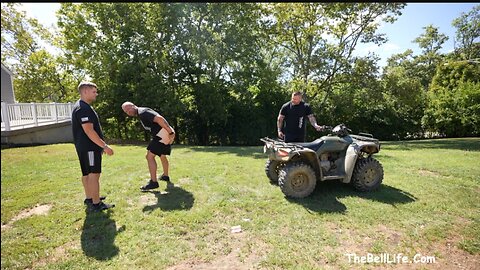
[71,99,104,152]
[138,107,161,138]
[279,101,312,135]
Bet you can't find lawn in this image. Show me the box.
[1,138,479,269]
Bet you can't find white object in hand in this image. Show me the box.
[156,128,174,145]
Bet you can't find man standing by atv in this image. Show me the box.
[277,91,324,142]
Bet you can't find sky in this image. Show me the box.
[17,2,479,69]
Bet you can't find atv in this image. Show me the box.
[260,124,384,198]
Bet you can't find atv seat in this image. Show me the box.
[296,139,324,152]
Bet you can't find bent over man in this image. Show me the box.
[121,101,175,191]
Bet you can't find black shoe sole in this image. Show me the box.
[90,203,115,211]
[140,187,159,191]
[84,196,106,205]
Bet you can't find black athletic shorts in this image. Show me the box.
[147,138,172,156]
[77,150,102,176]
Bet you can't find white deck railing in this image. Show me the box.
[1,102,74,131]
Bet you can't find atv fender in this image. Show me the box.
[343,144,360,183]
[290,149,322,179]
[343,142,380,183]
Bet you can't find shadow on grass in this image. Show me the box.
[187,145,265,159]
[381,138,480,152]
[143,182,195,212]
[81,209,124,260]
[287,181,417,214]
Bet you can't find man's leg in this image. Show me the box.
[82,175,90,198]
[141,151,160,190]
[86,173,101,204]
[83,175,106,204]
[146,150,158,181]
[160,155,169,177]
[87,172,114,210]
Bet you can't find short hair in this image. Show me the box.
[121,101,135,110]
[78,81,97,93]
[292,91,303,97]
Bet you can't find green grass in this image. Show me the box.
[1,138,479,269]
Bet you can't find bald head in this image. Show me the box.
[122,101,138,116]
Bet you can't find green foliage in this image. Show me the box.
[266,3,405,103]
[3,3,479,143]
[423,61,480,137]
[380,63,426,139]
[1,3,79,103]
[452,5,480,60]
[56,3,284,145]
[412,25,449,90]
[1,3,43,63]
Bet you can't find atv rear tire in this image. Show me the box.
[278,162,316,198]
[265,160,284,185]
[351,157,384,192]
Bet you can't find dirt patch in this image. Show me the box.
[29,241,80,269]
[1,204,52,231]
[326,222,479,270]
[178,178,192,185]
[418,169,442,177]
[139,194,162,206]
[166,229,270,270]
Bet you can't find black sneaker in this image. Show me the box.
[84,196,106,205]
[140,179,159,191]
[159,175,170,182]
[91,201,115,211]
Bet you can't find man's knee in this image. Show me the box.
[146,152,156,161]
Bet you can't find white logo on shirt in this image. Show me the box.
[81,117,89,122]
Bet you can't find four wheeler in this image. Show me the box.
[261,124,384,198]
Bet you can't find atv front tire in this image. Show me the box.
[265,160,284,185]
[278,162,316,198]
[351,157,384,192]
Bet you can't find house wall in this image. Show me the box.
[1,121,73,145]
[1,64,16,103]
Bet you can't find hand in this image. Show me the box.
[103,145,114,156]
[278,130,284,139]
[314,124,323,132]
[168,133,176,144]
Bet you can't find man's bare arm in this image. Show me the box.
[82,123,114,155]
[154,115,174,134]
[277,114,285,131]
[308,114,318,126]
[308,114,323,131]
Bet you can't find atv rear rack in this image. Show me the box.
[260,137,305,150]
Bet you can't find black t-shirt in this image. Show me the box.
[138,107,161,138]
[279,101,312,135]
[71,99,104,152]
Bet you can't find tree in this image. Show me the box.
[422,61,480,137]
[1,3,43,63]
[265,3,405,104]
[412,25,449,90]
[1,3,78,103]
[56,3,279,145]
[452,5,480,60]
